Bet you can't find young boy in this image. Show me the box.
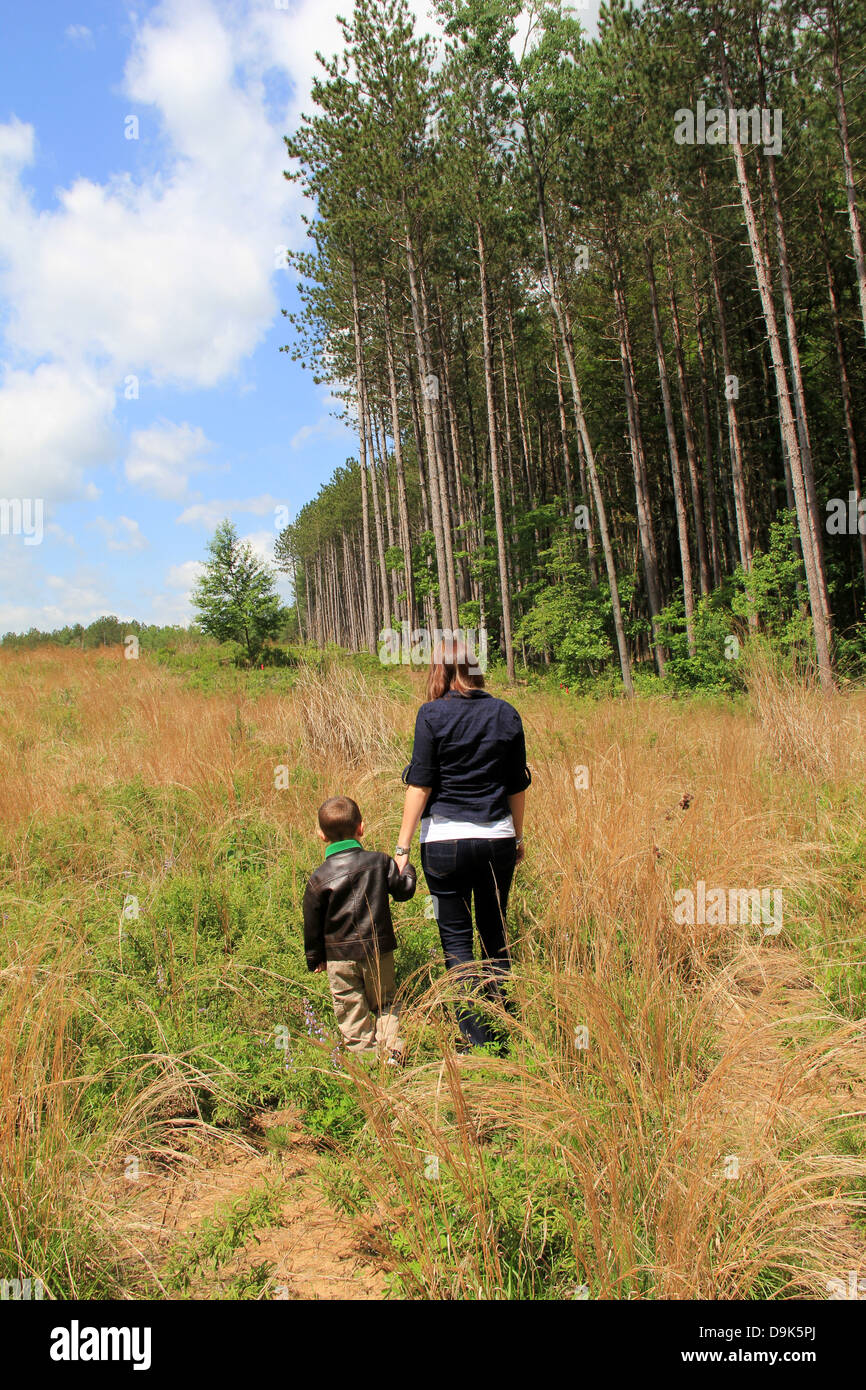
[303,796,416,1059]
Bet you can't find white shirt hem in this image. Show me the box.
[420,813,515,844]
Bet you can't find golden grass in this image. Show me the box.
[0,648,414,857]
[1,645,865,1298]
[744,643,865,780]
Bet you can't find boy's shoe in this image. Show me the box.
[384,1038,407,1067]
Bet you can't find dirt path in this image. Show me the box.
[119,1110,388,1300]
[113,945,864,1301]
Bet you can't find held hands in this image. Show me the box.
[395,853,410,874]
[313,962,326,973]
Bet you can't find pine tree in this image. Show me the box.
[192,521,286,664]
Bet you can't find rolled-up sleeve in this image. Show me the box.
[402,707,437,787]
[503,716,532,795]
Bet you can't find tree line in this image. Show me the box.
[275,0,866,690]
[0,617,197,651]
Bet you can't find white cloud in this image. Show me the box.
[238,529,293,602]
[0,363,116,501]
[148,590,197,625]
[151,557,206,625]
[0,1,304,391]
[175,492,283,528]
[290,413,351,451]
[0,116,35,182]
[0,0,483,635]
[65,24,94,46]
[239,527,277,566]
[0,0,335,522]
[0,546,114,632]
[124,420,211,500]
[166,558,204,591]
[91,515,149,551]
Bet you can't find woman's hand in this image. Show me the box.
[508,792,525,865]
[395,785,431,876]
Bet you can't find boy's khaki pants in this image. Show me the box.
[326,951,401,1056]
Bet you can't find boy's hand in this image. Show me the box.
[312,962,326,973]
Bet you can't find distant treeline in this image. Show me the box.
[0,617,208,652]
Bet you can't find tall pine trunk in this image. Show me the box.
[646,241,696,655]
[403,226,453,631]
[664,230,711,596]
[827,0,866,344]
[819,202,866,596]
[719,34,833,688]
[477,219,516,680]
[382,282,417,628]
[350,258,376,653]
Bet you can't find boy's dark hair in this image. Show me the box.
[318,796,362,842]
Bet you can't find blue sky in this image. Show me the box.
[0,0,598,633]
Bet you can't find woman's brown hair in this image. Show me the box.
[427,633,486,701]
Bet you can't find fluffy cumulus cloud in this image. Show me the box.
[0,362,115,501]
[238,529,293,604]
[0,0,450,391]
[0,6,300,395]
[148,556,206,625]
[239,527,278,565]
[124,420,212,500]
[166,558,204,591]
[0,0,597,501]
[0,0,351,518]
[0,0,476,628]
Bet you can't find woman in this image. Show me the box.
[394,637,531,1050]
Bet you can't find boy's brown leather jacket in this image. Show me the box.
[302,847,416,970]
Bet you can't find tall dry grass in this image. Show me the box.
[743,643,864,780]
[325,676,866,1298]
[1,646,864,1298]
[291,662,406,770]
[0,648,415,867]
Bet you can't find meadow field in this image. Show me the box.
[1,642,865,1300]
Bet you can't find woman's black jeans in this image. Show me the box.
[420,837,517,1049]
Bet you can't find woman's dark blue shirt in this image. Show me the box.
[402,689,531,824]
